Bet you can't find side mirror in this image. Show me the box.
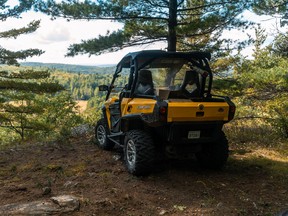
[98,85,109,91]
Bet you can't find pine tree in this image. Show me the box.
[0,1,65,141]
[252,0,288,26]
[1,0,44,65]
[0,67,65,140]
[272,31,288,57]
[35,0,253,56]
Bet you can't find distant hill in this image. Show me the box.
[20,62,116,74]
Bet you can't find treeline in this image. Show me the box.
[19,63,117,100]
[18,63,121,101]
[50,70,129,101]
[20,62,114,74]
[52,72,112,100]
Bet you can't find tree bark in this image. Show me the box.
[168,0,177,52]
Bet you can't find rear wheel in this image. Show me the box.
[124,130,155,176]
[95,118,115,150]
[196,131,229,169]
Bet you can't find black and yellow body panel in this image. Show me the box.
[103,97,120,129]
[121,98,156,116]
[104,96,234,132]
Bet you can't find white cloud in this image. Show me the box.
[37,24,71,44]
[1,11,127,65]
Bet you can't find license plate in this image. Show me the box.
[188,131,200,139]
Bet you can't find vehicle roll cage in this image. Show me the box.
[106,50,213,100]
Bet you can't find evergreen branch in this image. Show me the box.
[0,70,50,79]
[0,48,44,66]
[50,14,169,21]
[35,0,168,21]
[1,118,23,138]
[0,20,40,39]
[124,38,166,47]
[0,124,36,138]
[0,80,64,93]
[177,0,185,7]
[143,0,169,8]
[0,0,34,21]
[177,12,202,17]
[0,105,42,114]
[66,28,166,56]
[177,0,245,12]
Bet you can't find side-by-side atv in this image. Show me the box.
[95,50,235,176]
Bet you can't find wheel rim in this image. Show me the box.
[97,125,106,145]
[126,139,136,167]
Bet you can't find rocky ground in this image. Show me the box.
[0,135,287,215]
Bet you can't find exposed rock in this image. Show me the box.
[112,154,122,161]
[159,209,168,215]
[63,181,79,188]
[42,187,52,196]
[71,124,91,137]
[0,195,80,215]
[51,195,80,210]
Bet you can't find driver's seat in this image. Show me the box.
[135,69,154,95]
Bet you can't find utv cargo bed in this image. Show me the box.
[167,100,230,122]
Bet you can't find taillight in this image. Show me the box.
[159,106,167,122]
[159,106,167,114]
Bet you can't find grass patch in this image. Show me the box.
[229,146,288,179]
[45,164,64,173]
[224,119,281,147]
[65,162,86,177]
[226,119,288,179]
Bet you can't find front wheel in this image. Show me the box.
[196,131,229,169]
[95,118,115,150]
[124,130,155,176]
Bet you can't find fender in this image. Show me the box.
[120,101,168,132]
[120,114,144,132]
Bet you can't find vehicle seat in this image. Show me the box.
[180,70,201,97]
[135,69,154,95]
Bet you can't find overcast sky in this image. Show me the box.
[0,10,285,66]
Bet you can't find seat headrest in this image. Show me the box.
[138,69,153,84]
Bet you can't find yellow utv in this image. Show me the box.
[95,50,235,176]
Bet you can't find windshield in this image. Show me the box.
[139,57,202,98]
[142,57,187,87]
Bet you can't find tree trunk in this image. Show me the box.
[168,0,177,52]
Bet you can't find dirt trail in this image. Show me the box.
[0,136,287,215]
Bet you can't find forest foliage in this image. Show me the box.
[0,0,83,144]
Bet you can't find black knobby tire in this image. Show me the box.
[124,130,155,176]
[95,118,115,150]
[196,131,229,169]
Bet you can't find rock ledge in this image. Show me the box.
[0,195,80,215]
